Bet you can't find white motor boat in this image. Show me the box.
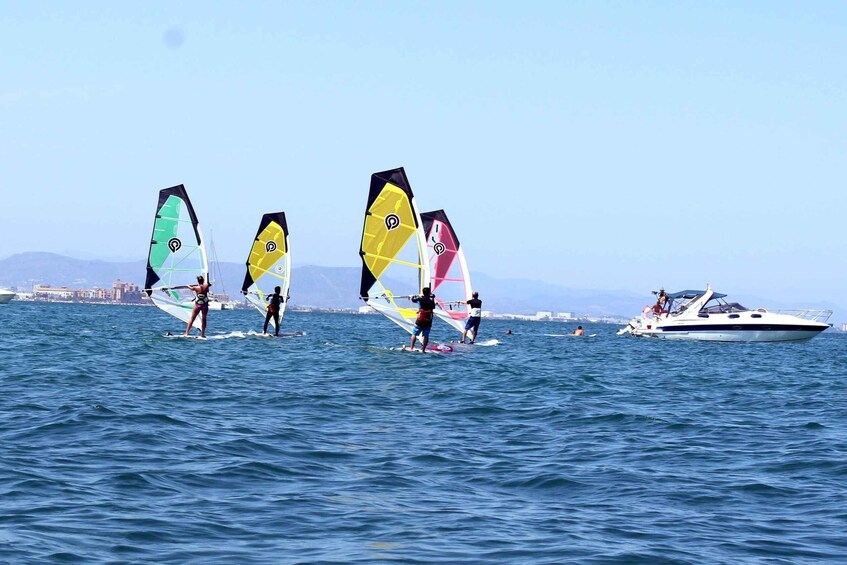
[0,289,15,304]
[618,286,831,342]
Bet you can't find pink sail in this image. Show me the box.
[421,210,473,334]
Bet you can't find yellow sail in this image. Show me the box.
[241,212,291,330]
[359,168,430,333]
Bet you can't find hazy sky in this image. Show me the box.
[2,2,845,303]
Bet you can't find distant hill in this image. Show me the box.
[1,252,843,322]
[0,252,145,290]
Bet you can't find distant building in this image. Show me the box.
[94,287,112,300]
[75,289,97,300]
[113,279,143,303]
[29,280,143,304]
[33,284,75,301]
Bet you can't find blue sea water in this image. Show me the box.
[2,302,846,563]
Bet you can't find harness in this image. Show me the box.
[194,283,210,305]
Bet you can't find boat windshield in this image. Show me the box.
[701,298,749,314]
[668,294,703,315]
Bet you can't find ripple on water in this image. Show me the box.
[2,304,847,561]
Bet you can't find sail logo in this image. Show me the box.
[433,242,446,256]
[167,238,182,253]
[265,241,277,253]
[384,214,401,231]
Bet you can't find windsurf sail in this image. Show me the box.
[359,167,431,333]
[241,212,291,330]
[421,209,473,334]
[145,184,209,328]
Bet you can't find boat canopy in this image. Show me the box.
[667,290,726,300]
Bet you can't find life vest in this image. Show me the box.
[416,308,433,328]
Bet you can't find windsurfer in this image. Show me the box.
[461,291,482,344]
[185,275,210,338]
[264,286,283,336]
[410,287,436,352]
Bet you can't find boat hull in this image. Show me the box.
[623,317,829,342]
[0,291,15,304]
[618,287,832,343]
[633,327,826,342]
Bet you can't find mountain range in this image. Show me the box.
[1,252,844,323]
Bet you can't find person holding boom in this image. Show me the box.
[461,291,483,344]
[184,275,211,338]
[410,286,436,352]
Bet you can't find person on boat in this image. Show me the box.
[573,325,584,336]
[263,286,284,336]
[653,288,668,316]
[185,275,210,338]
[410,286,436,353]
[461,291,483,344]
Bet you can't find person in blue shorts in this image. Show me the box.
[410,287,436,353]
[461,291,482,344]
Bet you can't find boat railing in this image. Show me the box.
[769,308,833,322]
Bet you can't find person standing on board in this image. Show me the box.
[185,275,210,338]
[461,291,483,344]
[410,287,436,352]
[264,286,283,336]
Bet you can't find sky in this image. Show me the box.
[2,1,846,304]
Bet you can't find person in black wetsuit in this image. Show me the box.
[264,286,283,336]
[461,291,483,344]
[410,286,436,353]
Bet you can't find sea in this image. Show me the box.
[2,302,846,564]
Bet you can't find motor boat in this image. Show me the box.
[0,288,15,304]
[617,285,831,342]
